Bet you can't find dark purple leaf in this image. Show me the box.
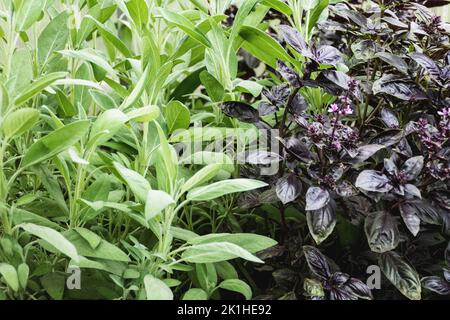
[404,184,421,199]
[444,268,450,282]
[446,241,450,266]
[330,287,355,300]
[259,101,277,116]
[277,60,300,87]
[400,200,443,226]
[282,136,311,162]
[221,101,260,123]
[272,268,297,290]
[237,150,282,165]
[307,200,337,244]
[290,94,309,115]
[380,108,399,128]
[279,25,312,58]
[276,173,302,204]
[395,138,413,158]
[411,52,442,78]
[262,84,289,107]
[375,52,409,74]
[313,45,342,66]
[305,186,330,211]
[351,40,380,60]
[364,211,399,253]
[384,157,398,176]
[373,75,427,101]
[346,278,373,300]
[421,276,450,295]
[401,156,424,181]
[355,170,393,193]
[329,272,350,286]
[400,202,421,236]
[379,252,422,300]
[347,144,385,163]
[382,16,408,28]
[370,130,404,147]
[321,70,352,90]
[336,181,355,197]
[341,10,369,29]
[303,245,331,280]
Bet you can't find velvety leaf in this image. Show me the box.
[127,106,160,123]
[303,246,331,280]
[305,187,330,211]
[187,179,267,201]
[20,223,79,263]
[145,190,175,220]
[38,12,69,68]
[165,100,190,133]
[63,229,129,262]
[218,279,252,300]
[364,211,399,253]
[21,120,90,168]
[181,164,222,193]
[199,71,224,102]
[2,108,40,139]
[239,25,294,69]
[15,0,46,31]
[276,173,302,204]
[113,162,151,203]
[181,242,263,264]
[379,251,422,300]
[89,109,128,146]
[182,288,208,300]
[189,233,277,254]
[144,275,173,300]
[0,263,19,292]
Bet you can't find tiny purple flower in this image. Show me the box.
[437,107,450,118]
[340,106,353,115]
[328,103,339,113]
